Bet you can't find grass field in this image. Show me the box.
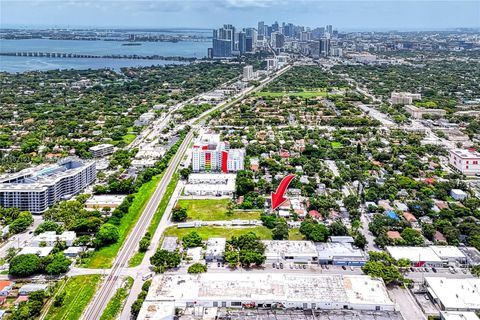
[288,228,305,240]
[84,174,163,268]
[255,91,329,98]
[331,141,343,149]
[44,275,101,320]
[122,134,136,144]
[99,276,133,320]
[128,173,179,267]
[163,226,273,240]
[176,199,261,221]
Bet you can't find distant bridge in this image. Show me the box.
[0,52,197,61]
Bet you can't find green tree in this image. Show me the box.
[300,217,329,242]
[34,221,62,235]
[362,261,402,285]
[45,253,71,274]
[224,250,239,267]
[471,265,480,277]
[354,234,367,249]
[150,250,181,272]
[401,228,424,246]
[139,237,151,252]
[9,211,34,234]
[330,220,348,236]
[182,231,202,248]
[188,263,207,273]
[9,254,42,276]
[94,223,119,247]
[272,218,289,240]
[171,206,188,222]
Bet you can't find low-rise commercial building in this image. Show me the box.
[404,105,446,119]
[449,149,480,176]
[425,277,480,312]
[430,246,468,265]
[89,144,114,157]
[205,237,226,262]
[138,273,395,319]
[440,311,480,320]
[184,173,236,197]
[386,246,467,267]
[161,237,178,252]
[18,284,49,296]
[18,246,53,257]
[316,242,367,266]
[31,231,76,247]
[85,195,126,209]
[134,112,155,127]
[451,189,468,201]
[263,240,318,264]
[0,158,96,213]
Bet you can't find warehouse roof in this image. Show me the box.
[440,311,480,320]
[263,240,318,259]
[386,246,442,263]
[430,246,466,259]
[425,277,480,311]
[317,242,366,260]
[147,273,393,307]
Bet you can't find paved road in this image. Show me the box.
[81,130,194,320]
[0,215,43,258]
[389,287,426,320]
[119,178,184,320]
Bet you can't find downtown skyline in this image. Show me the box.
[1,0,480,31]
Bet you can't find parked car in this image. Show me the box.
[279,263,284,269]
[302,264,306,269]
[432,267,437,273]
[342,266,347,270]
[142,272,153,281]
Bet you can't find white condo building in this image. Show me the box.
[0,158,96,213]
[449,149,480,176]
[391,92,422,105]
[191,132,244,173]
[89,144,114,157]
[243,65,254,81]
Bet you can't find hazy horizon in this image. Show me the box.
[1,0,479,31]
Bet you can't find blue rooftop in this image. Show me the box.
[386,211,399,220]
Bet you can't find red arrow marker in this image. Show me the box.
[271,174,295,211]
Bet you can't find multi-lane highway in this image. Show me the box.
[81,130,194,320]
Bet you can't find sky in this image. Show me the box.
[1,0,479,31]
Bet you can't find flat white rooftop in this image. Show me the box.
[450,149,480,159]
[441,311,480,320]
[85,195,126,207]
[317,242,366,260]
[18,246,54,257]
[146,273,394,307]
[188,173,236,182]
[430,246,466,259]
[386,246,443,263]
[263,240,318,258]
[426,277,480,311]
